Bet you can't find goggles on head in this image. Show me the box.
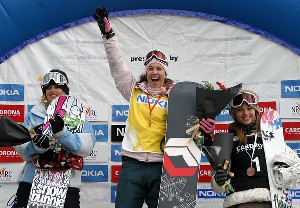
[230,92,258,108]
[41,72,68,89]
[144,50,168,66]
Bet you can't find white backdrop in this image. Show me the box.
[0,14,300,207]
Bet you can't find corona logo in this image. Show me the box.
[0,150,18,156]
[0,109,21,116]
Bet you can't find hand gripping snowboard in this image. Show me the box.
[27,95,85,208]
[261,109,292,208]
[158,82,203,208]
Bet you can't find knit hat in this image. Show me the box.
[41,69,69,95]
[144,50,169,75]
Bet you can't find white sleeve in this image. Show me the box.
[103,36,136,102]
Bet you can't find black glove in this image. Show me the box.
[33,124,43,134]
[33,134,50,149]
[38,149,60,169]
[93,7,115,39]
[49,113,65,134]
[214,169,231,186]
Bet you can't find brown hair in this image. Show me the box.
[229,108,261,145]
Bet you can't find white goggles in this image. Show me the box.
[41,72,68,88]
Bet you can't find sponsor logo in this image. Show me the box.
[111,145,122,162]
[198,188,226,199]
[111,125,126,142]
[86,106,97,117]
[92,124,108,142]
[198,165,212,182]
[0,84,24,101]
[290,189,300,199]
[291,103,300,115]
[283,122,300,140]
[0,105,25,122]
[84,143,109,163]
[0,147,23,162]
[213,124,229,135]
[130,55,178,63]
[136,95,168,109]
[81,165,108,182]
[111,165,122,183]
[258,101,277,117]
[280,100,300,118]
[0,167,13,181]
[112,105,129,122]
[85,104,109,121]
[281,80,300,98]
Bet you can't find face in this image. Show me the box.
[146,62,166,88]
[45,85,66,103]
[234,103,257,126]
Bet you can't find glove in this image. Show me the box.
[93,7,115,39]
[49,113,65,134]
[199,118,215,134]
[33,134,50,149]
[38,149,60,169]
[214,168,231,186]
[33,124,43,134]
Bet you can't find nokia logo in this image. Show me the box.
[285,86,300,92]
[81,170,104,177]
[0,89,20,96]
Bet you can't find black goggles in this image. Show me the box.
[144,50,168,66]
[230,92,258,108]
[41,72,68,88]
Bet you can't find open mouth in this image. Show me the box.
[151,78,159,82]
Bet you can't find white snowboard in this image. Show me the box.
[261,109,292,208]
[27,96,85,208]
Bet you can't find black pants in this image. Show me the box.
[16,182,80,208]
[115,156,163,208]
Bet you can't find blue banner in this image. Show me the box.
[111,144,122,162]
[81,165,108,182]
[112,105,129,122]
[92,124,109,142]
[0,84,24,101]
[281,80,300,98]
[198,188,226,199]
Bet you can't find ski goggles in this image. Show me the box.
[144,50,168,66]
[41,72,68,88]
[230,92,258,108]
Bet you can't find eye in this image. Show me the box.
[147,67,154,71]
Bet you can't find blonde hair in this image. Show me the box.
[41,95,50,108]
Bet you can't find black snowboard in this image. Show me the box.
[158,81,204,208]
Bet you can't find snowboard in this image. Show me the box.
[261,109,292,208]
[158,81,203,208]
[27,95,86,208]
